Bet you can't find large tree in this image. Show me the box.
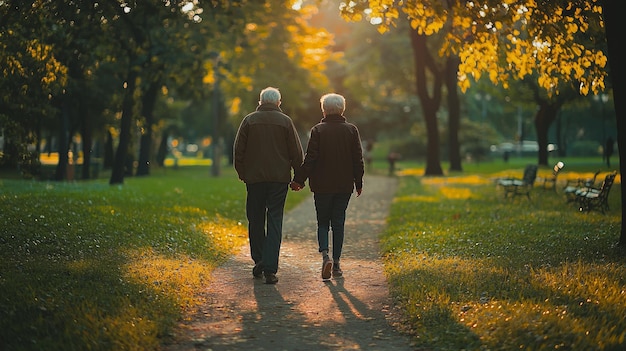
[342,0,608,172]
[341,0,624,246]
[47,0,115,181]
[0,0,67,175]
[600,0,626,246]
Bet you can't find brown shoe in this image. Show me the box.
[264,272,278,284]
[252,263,263,278]
[332,268,343,277]
[321,257,333,280]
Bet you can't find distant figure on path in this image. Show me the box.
[291,93,364,281]
[387,151,400,176]
[233,87,304,284]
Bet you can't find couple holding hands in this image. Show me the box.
[234,87,364,284]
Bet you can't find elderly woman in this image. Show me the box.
[291,93,365,280]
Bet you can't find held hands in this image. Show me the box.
[290,181,360,196]
[290,181,304,191]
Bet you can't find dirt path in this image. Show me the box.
[162,175,417,351]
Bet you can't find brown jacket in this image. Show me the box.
[294,114,364,193]
[233,103,304,184]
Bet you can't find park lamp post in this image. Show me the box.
[209,51,221,177]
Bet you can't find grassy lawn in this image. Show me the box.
[382,157,625,350]
[0,166,308,350]
[0,156,624,350]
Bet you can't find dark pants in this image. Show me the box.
[313,192,352,262]
[246,182,288,275]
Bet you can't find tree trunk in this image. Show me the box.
[409,28,443,176]
[136,81,159,176]
[156,129,169,167]
[446,55,462,172]
[104,129,114,169]
[534,101,559,166]
[54,95,70,181]
[601,0,626,248]
[109,70,137,185]
[80,102,92,180]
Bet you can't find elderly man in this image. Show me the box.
[233,87,304,284]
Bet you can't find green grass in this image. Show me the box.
[382,166,625,350]
[1,158,624,350]
[0,166,308,350]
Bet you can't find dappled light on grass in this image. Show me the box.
[163,158,212,167]
[382,174,625,350]
[561,171,622,184]
[421,174,493,185]
[123,248,214,309]
[384,250,626,350]
[394,194,439,203]
[439,186,472,200]
[119,215,247,311]
[196,215,248,259]
[0,168,253,350]
[397,168,424,176]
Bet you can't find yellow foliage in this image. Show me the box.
[19,39,68,89]
[343,0,608,97]
[229,96,241,116]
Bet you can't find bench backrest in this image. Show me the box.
[523,165,538,185]
[588,170,602,187]
[598,172,617,199]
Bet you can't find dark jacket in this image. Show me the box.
[233,103,304,184]
[294,114,364,193]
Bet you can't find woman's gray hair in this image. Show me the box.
[320,93,345,115]
[259,87,281,105]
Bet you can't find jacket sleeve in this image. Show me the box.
[288,120,304,176]
[233,118,248,181]
[293,127,319,185]
[352,126,365,190]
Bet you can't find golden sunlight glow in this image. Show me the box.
[399,169,493,186]
[397,168,424,176]
[394,195,439,203]
[421,175,493,185]
[121,217,246,309]
[439,186,472,200]
[197,216,248,253]
[291,0,302,10]
[123,247,214,308]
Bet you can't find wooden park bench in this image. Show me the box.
[563,170,601,203]
[496,164,538,199]
[575,171,617,213]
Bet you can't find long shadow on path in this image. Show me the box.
[162,175,416,351]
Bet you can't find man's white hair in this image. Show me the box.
[259,87,281,105]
